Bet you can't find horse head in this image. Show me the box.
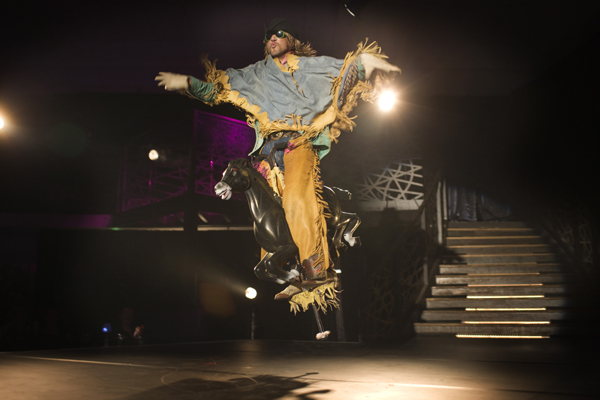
[214,158,253,200]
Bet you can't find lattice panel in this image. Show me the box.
[364,263,396,337]
[355,159,424,202]
[396,234,426,305]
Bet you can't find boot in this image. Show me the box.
[301,254,332,289]
[274,282,301,301]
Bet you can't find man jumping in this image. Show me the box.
[155,18,400,305]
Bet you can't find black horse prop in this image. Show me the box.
[214,158,361,288]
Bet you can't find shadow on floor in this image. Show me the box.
[127,372,329,400]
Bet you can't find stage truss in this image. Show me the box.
[118,111,254,222]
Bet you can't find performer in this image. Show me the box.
[155,18,399,304]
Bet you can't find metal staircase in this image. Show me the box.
[414,221,585,338]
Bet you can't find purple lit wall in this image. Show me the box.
[119,111,254,212]
[193,110,255,196]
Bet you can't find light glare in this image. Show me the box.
[378,91,396,111]
[148,149,159,161]
[245,287,257,299]
[0,117,4,129]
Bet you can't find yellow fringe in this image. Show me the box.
[289,282,339,314]
[310,150,330,275]
[268,165,285,197]
[328,39,393,143]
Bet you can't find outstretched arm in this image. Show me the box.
[358,54,401,80]
[154,72,189,91]
[154,72,216,103]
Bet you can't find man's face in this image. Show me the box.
[268,33,292,58]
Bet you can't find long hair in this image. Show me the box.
[263,32,317,59]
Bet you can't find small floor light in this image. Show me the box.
[148,149,159,161]
[245,287,257,340]
[245,287,257,299]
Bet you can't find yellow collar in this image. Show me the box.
[274,53,300,73]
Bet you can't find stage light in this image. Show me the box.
[456,334,549,339]
[463,321,550,325]
[245,287,257,299]
[378,90,397,111]
[466,295,544,299]
[148,149,159,161]
[466,308,547,311]
[0,117,4,129]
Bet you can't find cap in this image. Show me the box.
[264,18,300,41]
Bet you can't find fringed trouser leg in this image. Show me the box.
[282,140,330,279]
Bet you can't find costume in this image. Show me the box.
[182,41,388,310]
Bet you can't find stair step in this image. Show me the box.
[414,322,584,336]
[439,263,563,274]
[447,228,539,238]
[416,221,593,337]
[448,221,531,229]
[426,296,574,308]
[436,273,569,285]
[445,244,554,255]
[431,284,570,296]
[446,236,546,245]
[421,309,583,321]
[443,253,559,264]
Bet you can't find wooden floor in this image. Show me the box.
[1,336,598,399]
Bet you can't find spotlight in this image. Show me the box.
[0,117,4,129]
[378,90,397,111]
[148,149,160,161]
[245,287,257,299]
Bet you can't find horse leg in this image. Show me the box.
[264,244,300,283]
[331,221,348,252]
[254,252,287,285]
[341,212,362,248]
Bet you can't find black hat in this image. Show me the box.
[264,18,300,40]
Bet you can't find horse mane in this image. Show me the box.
[228,158,284,203]
[229,158,252,169]
[229,158,268,184]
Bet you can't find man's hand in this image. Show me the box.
[359,54,401,80]
[155,72,188,91]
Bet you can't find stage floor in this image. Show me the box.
[1,336,598,399]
